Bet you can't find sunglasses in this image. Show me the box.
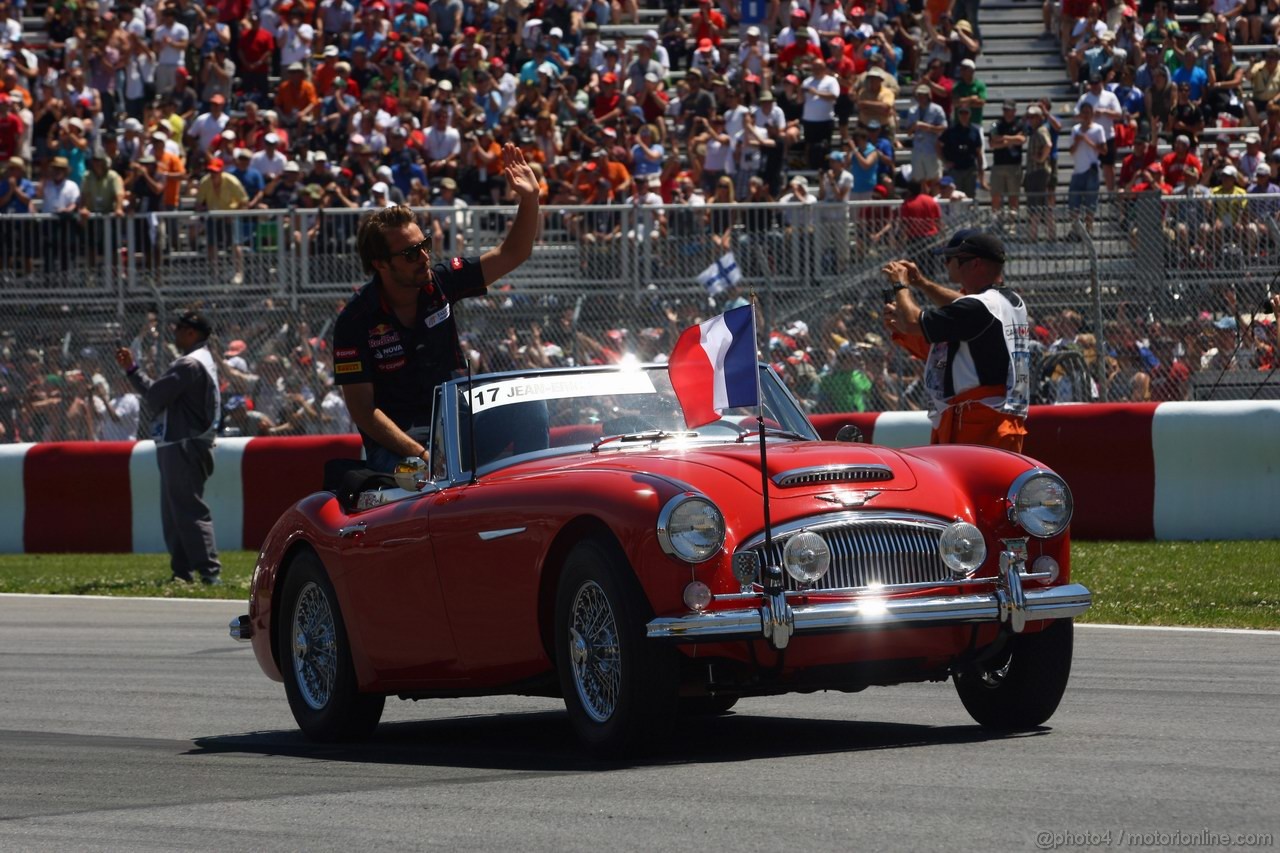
[390,237,432,262]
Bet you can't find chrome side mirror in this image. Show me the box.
[835,424,864,443]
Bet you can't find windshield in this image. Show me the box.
[441,364,819,475]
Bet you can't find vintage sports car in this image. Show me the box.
[231,364,1091,755]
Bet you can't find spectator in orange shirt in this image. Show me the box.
[276,63,319,127]
[149,131,186,210]
[591,146,632,198]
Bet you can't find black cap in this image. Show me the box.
[175,310,213,336]
[931,228,1006,264]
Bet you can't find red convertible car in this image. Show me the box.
[231,364,1091,755]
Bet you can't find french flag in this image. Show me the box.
[668,304,760,428]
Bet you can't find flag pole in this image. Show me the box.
[751,294,779,591]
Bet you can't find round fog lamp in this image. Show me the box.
[939,522,986,578]
[1032,555,1060,584]
[783,531,831,585]
[683,581,712,611]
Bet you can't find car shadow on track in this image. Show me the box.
[189,711,1048,771]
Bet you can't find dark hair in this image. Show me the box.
[356,205,417,274]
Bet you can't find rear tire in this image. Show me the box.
[555,537,678,757]
[954,618,1074,730]
[278,552,384,742]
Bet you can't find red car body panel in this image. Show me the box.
[248,436,1071,695]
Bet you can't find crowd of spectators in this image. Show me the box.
[0,288,1275,443]
[0,0,1000,276]
[1,0,1278,439]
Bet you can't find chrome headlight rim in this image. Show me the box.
[657,493,726,563]
[1006,469,1074,539]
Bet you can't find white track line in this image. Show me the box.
[0,592,245,604]
[1,593,1278,635]
[1076,623,1280,636]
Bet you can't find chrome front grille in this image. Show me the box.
[742,516,951,591]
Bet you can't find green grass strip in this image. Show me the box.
[0,542,1276,628]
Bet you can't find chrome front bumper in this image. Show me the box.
[647,576,1091,647]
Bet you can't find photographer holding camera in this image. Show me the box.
[882,228,1032,452]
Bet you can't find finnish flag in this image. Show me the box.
[697,252,742,296]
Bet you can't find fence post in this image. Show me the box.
[295,208,308,311]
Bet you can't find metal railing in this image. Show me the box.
[1,193,1277,443]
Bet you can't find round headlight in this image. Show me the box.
[939,522,986,578]
[657,495,725,563]
[783,531,830,584]
[1008,471,1073,538]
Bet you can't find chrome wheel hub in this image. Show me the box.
[568,581,621,723]
[291,581,337,711]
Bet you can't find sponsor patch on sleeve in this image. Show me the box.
[451,257,464,271]
[335,361,363,374]
[335,347,358,358]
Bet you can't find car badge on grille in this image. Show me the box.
[815,490,880,508]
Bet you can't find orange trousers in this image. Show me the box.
[931,399,1027,453]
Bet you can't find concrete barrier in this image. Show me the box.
[2,402,1276,552]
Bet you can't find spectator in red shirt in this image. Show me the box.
[1161,134,1203,189]
[313,45,342,98]
[779,32,824,71]
[238,14,275,98]
[898,179,942,267]
[592,72,623,123]
[920,58,954,116]
[690,0,726,47]
[0,93,22,162]
[1119,137,1159,190]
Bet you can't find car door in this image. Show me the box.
[428,480,552,686]
[335,489,461,689]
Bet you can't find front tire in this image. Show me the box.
[555,537,678,757]
[278,552,384,741]
[954,618,1074,730]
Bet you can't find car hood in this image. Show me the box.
[511,440,921,496]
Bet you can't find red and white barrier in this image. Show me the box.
[814,401,1280,542]
[3,402,1276,553]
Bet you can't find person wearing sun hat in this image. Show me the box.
[882,228,1031,452]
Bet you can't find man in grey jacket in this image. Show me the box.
[115,311,222,585]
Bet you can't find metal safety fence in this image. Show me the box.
[0,194,1277,442]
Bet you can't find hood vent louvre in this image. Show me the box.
[773,465,894,487]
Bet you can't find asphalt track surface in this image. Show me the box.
[1,597,1278,853]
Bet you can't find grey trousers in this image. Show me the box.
[156,440,221,580]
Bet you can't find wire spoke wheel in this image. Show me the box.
[554,538,678,756]
[292,581,338,711]
[278,552,384,742]
[568,580,622,723]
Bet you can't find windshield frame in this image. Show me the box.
[432,363,821,483]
